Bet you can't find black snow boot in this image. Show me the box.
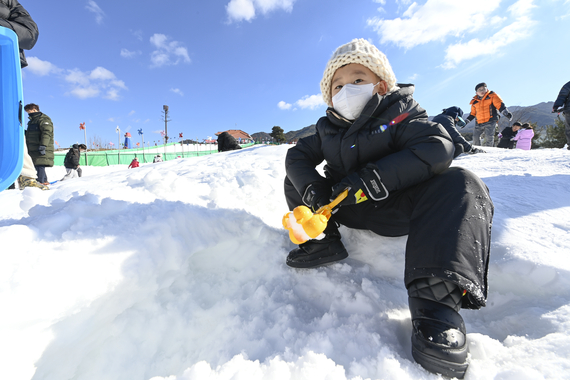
[286,224,348,268]
[408,277,468,379]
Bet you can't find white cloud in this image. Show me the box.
[86,0,105,24]
[373,0,386,10]
[120,48,141,58]
[278,101,292,110]
[26,56,61,76]
[279,94,326,111]
[368,0,537,69]
[26,57,127,100]
[64,67,127,100]
[368,0,501,49]
[442,0,536,68]
[296,94,326,110]
[131,30,143,41]
[150,34,191,68]
[170,88,184,96]
[226,0,296,22]
[128,110,136,116]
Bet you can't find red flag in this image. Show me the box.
[80,122,86,130]
[179,133,183,138]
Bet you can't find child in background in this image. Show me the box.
[497,122,522,149]
[514,123,534,150]
[128,157,139,168]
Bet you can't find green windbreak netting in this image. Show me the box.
[53,143,254,166]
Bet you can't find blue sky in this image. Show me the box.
[20,0,570,148]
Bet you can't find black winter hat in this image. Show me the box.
[442,106,464,119]
[475,82,487,91]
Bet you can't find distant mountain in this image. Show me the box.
[252,124,316,143]
[251,132,272,141]
[284,124,316,142]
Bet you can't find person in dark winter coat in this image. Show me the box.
[284,39,493,379]
[24,103,54,184]
[61,143,85,180]
[0,0,38,68]
[465,83,512,147]
[432,106,485,157]
[216,131,242,152]
[552,80,570,149]
[497,122,522,149]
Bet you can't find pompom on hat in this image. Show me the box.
[320,38,397,107]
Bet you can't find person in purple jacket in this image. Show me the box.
[513,123,534,150]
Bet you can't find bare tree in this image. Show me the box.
[88,134,104,150]
[497,105,536,131]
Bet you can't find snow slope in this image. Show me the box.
[0,145,569,380]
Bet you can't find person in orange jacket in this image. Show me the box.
[464,82,512,147]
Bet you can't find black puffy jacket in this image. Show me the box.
[0,0,39,68]
[553,81,570,112]
[64,144,81,168]
[286,85,454,197]
[25,111,54,167]
[432,113,472,156]
[497,127,517,149]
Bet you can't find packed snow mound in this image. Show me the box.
[1,145,569,380]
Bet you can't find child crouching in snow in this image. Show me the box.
[514,123,534,150]
[283,38,494,379]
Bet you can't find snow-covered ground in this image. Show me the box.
[1,145,569,380]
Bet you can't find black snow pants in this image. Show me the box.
[284,167,493,309]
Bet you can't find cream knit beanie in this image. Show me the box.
[320,38,397,107]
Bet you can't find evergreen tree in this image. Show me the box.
[270,126,286,144]
[540,118,567,148]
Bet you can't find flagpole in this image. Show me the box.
[116,126,121,164]
[80,122,88,165]
[138,129,145,163]
[84,127,88,165]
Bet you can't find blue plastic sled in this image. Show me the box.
[0,27,24,192]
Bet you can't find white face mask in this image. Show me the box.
[332,82,379,120]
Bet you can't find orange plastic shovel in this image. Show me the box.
[282,189,348,244]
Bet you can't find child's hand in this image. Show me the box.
[302,183,332,212]
[331,164,388,206]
